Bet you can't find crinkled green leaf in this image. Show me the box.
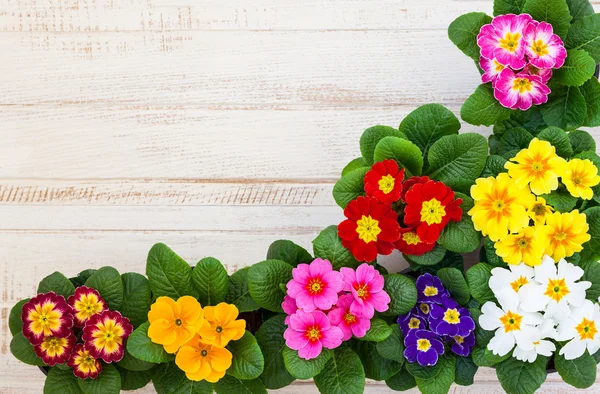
[247,259,292,313]
[85,267,124,310]
[437,267,471,305]
[496,355,548,394]
[146,243,198,299]
[554,49,596,86]
[449,13,493,61]
[78,364,121,394]
[466,263,495,304]
[126,322,174,364]
[580,77,600,127]
[523,0,572,38]
[482,155,508,177]
[494,0,526,14]
[386,367,416,391]
[332,167,368,209]
[255,315,295,389]
[69,269,97,288]
[358,318,393,342]
[312,225,360,270]
[483,236,507,268]
[360,125,405,165]
[116,348,156,372]
[226,331,264,380]
[225,267,260,313]
[577,258,600,301]
[566,0,595,22]
[192,257,229,306]
[405,358,444,380]
[566,14,600,62]
[405,244,447,266]
[498,127,534,158]
[438,202,481,254]
[117,367,153,391]
[354,341,402,380]
[374,136,423,176]
[214,375,267,394]
[153,362,212,394]
[580,206,600,267]
[376,325,405,364]
[342,157,369,176]
[38,271,75,299]
[461,84,512,126]
[537,127,574,158]
[455,356,478,386]
[9,298,28,335]
[10,332,45,366]
[266,240,312,267]
[541,188,578,212]
[555,350,597,388]
[120,272,152,328]
[381,274,417,316]
[314,346,365,394]
[415,354,456,394]
[541,85,587,131]
[44,367,83,394]
[282,347,332,380]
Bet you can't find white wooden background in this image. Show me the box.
[1,0,599,392]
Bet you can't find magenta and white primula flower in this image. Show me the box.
[480,57,506,85]
[286,258,344,312]
[523,21,567,69]
[523,64,553,84]
[494,69,551,110]
[478,14,532,69]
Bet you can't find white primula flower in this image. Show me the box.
[479,289,543,357]
[513,318,557,363]
[519,256,591,319]
[556,300,600,360]
[489,263,535,298]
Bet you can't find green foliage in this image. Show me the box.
[192,257,229,306]
[360,125,404,165]
[120,272,152,327]
[577,258,600,301]
[38,271,75,299]
[146,243,198,299]
[78,364,121,394]
[537,127,574,158]
[10,332,45,366]
[496,356,548,394]
[9,298,28,335]
[314,346,365,394]
[266,240,312,267]
[225,267,260,313]
[69,269,97,288]
[342,157,368,176]
[494,0,526,14]
[117,367,153,391]
[116,349,156,371]
[126,322,174,364]
[566,14,600,62]
[481,155,508,177]
[354,341,402,380]
[540,85,587,131]
[415,354,456,394]
[580,206,600,264]
[381,274,418,316]
[580,77,600,127]
[553,49,596,86]
[449,13,494,61]
[373,136,423,176]
[523,0,572,38]
[438,194,480,253]
[214,375,267,394]
[436,267,471,305]
[555,350,597,388]
[312,225,360,270]
[85,267,124,310]
[227,331,264,380]
[376,325,405,364]
[455,356,478,386]
[282,347,332,380]
[153,362,212,394]
[466,263,495,304]
[405,358,444,380]
[44,367,83,394]
[498,128,534,158]
[570,130,596,155]
[332,167,368,209]
[247,260,293,313]
[254,315,295,389]
[386,367,416,391]
[566,0,595,22]
[461,84,512,126]
[406,244,447,266]
[359,318,393,342]
[541,188,578,212]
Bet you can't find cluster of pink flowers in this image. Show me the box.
[477,14,566,110]
[283,259,391,360]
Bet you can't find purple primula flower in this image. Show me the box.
[429,297,476,337]
[398,312,427,335]
[416,302,432,318]
[404,330,445,367]
[416,273,446,304]
[450,331,476,357]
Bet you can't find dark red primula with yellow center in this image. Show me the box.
[394,226,436,255]
[82,310,133,363]
[68,344,103,379]
[364,159,405,203]
[33,333,77,366]
[21,292,74,345]
[68,286,107,327]
[404,180,463,243]
[338,196,400,262]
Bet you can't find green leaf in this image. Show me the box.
[405,359,444,380]
[398,104,461,163]
[580,206,600,266]
[580,77,600,127]
[448,13,493,61]
[247,259,292,313]
[78,364,121,394]
[386,367,416,391]
[10,332,45,366]
[541,85,587,131]
[70,269,97,288]
[415,354,456,394]
[255,315,295,389]
[472,345,508,367]
[44,367,84,394]
[354,341,402,381]
[455,356,478,386]
[85,267,124,310]
[577,258,600,301]
[567,14,600,62]
[266,240,312,267]
[498,128,534,158]
[282,347,332,380]
[436,267,471,305]
[466,263,495,304]
[191,257,229,306]
[523,0,572,38]
[381,274,418,316]
[120,272,152,328]
[566,0,595,22]
[314,346,365,394]
[38,272,75,299]
[541,188,578,212]
[360,125,404,165]
[332,167,368,209]
[373,136,424,176]
[226,331,264,380]
[126,322,175,364]
[359,318,393,342]
[342,157,369,176]
[116,348,156,371]
[426,133,488,194]
[406,244,447,266]
[312,225,360,270]
[494,0,526,14]
[555,350,597,388]
[483,236,506,268]
[481,155,508,178]
[537,127,574,158]
[117,367,153,391]
[153,362,213,394]
[461,84,512,126]
[376,325,405,364]
[438,201,481,254]
[146,243,198,299]
[9,298,28,335]
[214,375,267,394]
[496,356,548,394]
[414,251,465,276]
[553,49,596,86]
[225,267,260,313]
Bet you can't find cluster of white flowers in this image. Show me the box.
[479,256,600,361]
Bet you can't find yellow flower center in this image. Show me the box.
[420,198,446,225]
[408,317,421,329]
[402,231,421,245]
[443,308,460,324]
[517,238,529,249]
[28,302,62,336]
[573,176,582,185]
[378,174,395,194]
[531,162,544,172]
[91,319,124,354]
[355,215,381,243]
[417,339,431,352]
[492,200,505,212]
[512,78,533,93]
[544,278,569,302]
[40,336,68,357]
[344,313,356,324]
[216,326,223,333]
[306,327,321,342]
[454,336,464,344]
[419,303,430,314]
[576,318,598,340]
[423,286,438,297]
[499,32,521,52]
[532,203,547,216]
[494,59,505,72]
[532,39,549,56]
[201,349,208,357]
[354,284,369,300]
[175,319,183,326]
[500,310,523,333]
[74,293,104,322]
[554,232,567,241]
[307,278,324,295]
[510,276,529,292]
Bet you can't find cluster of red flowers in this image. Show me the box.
[338,160,463,262]
[21,286,133,379]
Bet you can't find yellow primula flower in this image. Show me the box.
[176,334,232,382]
[469,173,536,241]
[148,296,204,354]
[562,159,600,200]
[199,303,246,347]
[505,138,568,195]
[494,226,545,266]
[535,210,591,261]
[527,196,554,226]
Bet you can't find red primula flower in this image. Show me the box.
[403,180,463,244]
[400,175,430,202]
[394,227,436,256]
[338,196,401,262]
[21,292,74,345]
[68,344,102,379]
[82,310,133,363]
[68,286,107,327]
[364,160,405,203]
[33,333,76,366]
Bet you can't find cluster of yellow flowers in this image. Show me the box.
[469,138,599,266]
[147,296,246,382]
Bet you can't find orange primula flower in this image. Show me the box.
[148,296,204,353]
[176,334,232,382]
[198,303,246,348]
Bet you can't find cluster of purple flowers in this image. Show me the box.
[398,273,476,366]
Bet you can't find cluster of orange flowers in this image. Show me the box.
[147,296,246,382]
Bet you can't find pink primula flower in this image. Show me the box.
[524,21,567,69]
[283,309,343,360]
[327,294,371,341]
[478,14,532,69]
[286,258,344,312]
[282,295,298,325]
[524,64,553,84]
[494,68,550,110]
[480,57,507,85]
[340,264,391,319]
